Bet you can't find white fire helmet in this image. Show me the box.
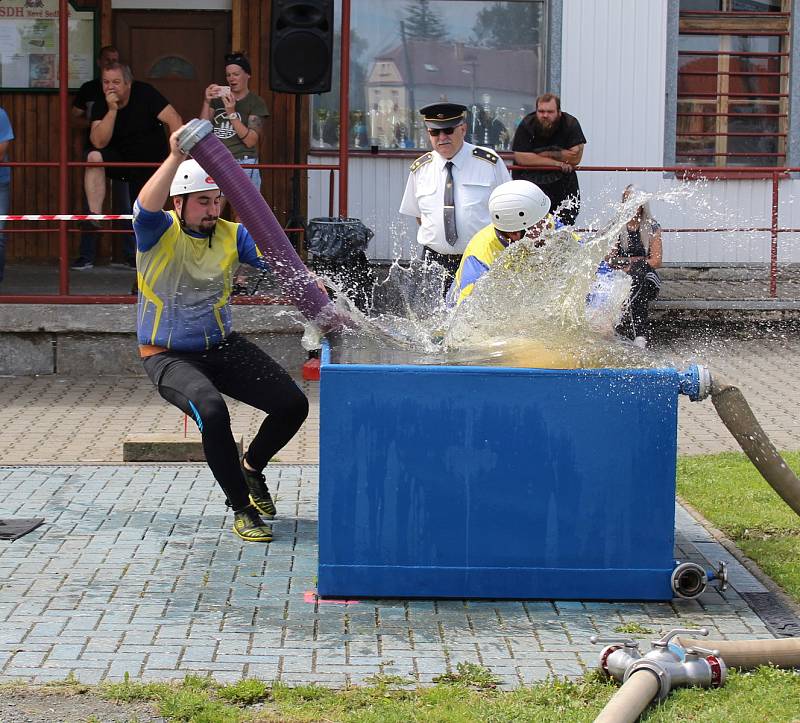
[169,159,219,197]
[488,180,550,233]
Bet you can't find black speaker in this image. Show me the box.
[270,0,334,94]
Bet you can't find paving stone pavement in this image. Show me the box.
[0,333,798,688]
[0,464,780,688]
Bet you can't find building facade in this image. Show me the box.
[309,0,800,266]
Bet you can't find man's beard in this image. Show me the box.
[533,114,560,139]
[198,217,218,234]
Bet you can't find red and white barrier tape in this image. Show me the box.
[0,214,133,221]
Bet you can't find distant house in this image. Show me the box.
[364,39,540,148]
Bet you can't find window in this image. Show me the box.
[311,0,547,151]
[676,0,790,167]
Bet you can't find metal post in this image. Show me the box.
[337,0,351,217]
[58,0,70,295]
[770,170,779,298]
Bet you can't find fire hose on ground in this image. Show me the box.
[592,366,800,721]
[591,628,800,723]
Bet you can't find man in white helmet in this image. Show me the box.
[448,179,551,306]
[133,126,310,544]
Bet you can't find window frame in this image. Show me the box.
[665,0,796,174]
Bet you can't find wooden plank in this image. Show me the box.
[680,14,789,35]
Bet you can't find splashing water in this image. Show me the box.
[313,184,704,369]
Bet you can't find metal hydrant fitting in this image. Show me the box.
[592,627,727,700]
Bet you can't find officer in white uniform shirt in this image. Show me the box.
[399,102,511,282]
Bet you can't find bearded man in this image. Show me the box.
[133,126,311,544]
[511,93,586,226]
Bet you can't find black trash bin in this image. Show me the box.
[306,217,375,310]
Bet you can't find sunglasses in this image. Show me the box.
[427,126,458,137]
[225,54,244,63]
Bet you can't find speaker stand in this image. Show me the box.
[285,94,306,250]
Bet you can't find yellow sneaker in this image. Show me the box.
[241,461,277,519]
[233,505,273,543]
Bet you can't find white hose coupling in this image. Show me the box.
[590,636,642,681]
[177,118,213,155]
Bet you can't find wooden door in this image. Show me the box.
[114,10,231,123]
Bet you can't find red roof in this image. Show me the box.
[371,39,538,94]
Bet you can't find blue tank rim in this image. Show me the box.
[320,340,683,381]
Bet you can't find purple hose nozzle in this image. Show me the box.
[177,119,348,332]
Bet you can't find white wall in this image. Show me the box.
[560,0,799,264]
[561,0,668,166]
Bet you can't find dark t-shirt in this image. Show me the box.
[90,81,170,161]
[208,91,269,159]
[511,111,586,186]
[73,78,104,149]
[74,78,103,114]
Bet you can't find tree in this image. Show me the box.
[470,2,542,49]
[402,0,448,42]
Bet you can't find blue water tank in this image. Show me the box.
[318,344,680,600]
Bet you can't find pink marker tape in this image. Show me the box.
[303,590,360,605]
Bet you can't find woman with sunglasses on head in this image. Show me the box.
[399,102,512,287]
[201,51,269,191]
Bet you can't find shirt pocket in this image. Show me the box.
[460,179,492,211]
[416,179,439,216]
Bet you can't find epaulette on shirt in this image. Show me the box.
[410,152,433,173]
[472,147,500,165]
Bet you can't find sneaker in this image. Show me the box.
[633,336,648,349]
[110,258,137,269]
[70,257,94,270]
[233,505,273,542]
[241,459,277,519]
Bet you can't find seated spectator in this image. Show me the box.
[0,105,13,284]
[200,51,269,192]
[72,45,136,269]
[72,63,182,270]
[608,185,662,347]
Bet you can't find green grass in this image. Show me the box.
[677,450,800,602]
[85,667,800,721]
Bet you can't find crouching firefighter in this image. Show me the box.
[134,126,310,543]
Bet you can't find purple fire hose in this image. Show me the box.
[177,119,343,330]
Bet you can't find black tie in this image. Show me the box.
[443,161,457,246]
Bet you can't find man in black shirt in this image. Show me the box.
[511,93,586,226]
[71,46,136,269]
[74,63,181,269]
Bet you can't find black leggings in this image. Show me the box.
[143,333,309,509]
[618,262,660,340]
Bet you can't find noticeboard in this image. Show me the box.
[0,0,95,91]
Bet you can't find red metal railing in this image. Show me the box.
[0,0,352,305]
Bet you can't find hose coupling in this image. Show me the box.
[177,118,213,155]
[590,636,642,679]
[679,364,712,401]
[671,560,728,598]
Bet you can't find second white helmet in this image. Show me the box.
[488,180,550,233]
[170,159,219,197]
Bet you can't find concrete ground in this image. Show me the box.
[0,332,799,687]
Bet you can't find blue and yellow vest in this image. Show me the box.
[135,206,266,352]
